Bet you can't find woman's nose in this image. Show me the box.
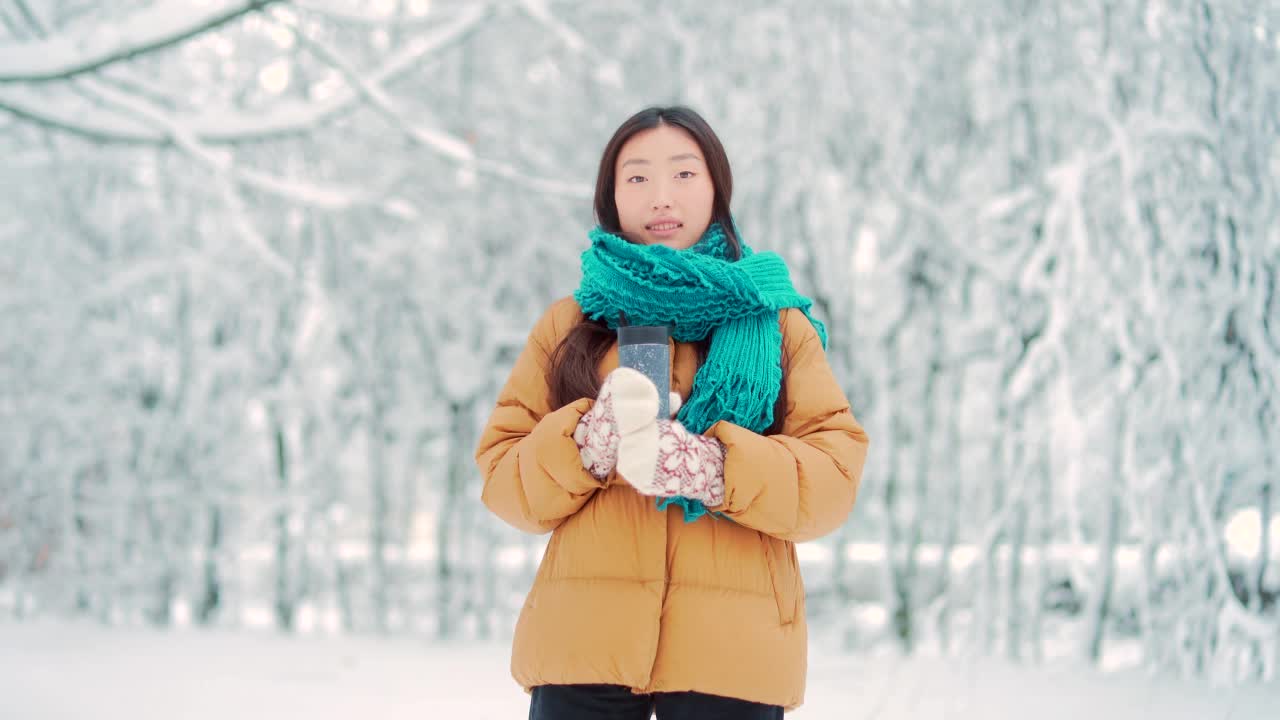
[645,175,675,207]
[650,185,673,210]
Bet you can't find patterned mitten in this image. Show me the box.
[609,369,726,506]
[573,367,682,481]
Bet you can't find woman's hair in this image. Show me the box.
[547,105,787,434]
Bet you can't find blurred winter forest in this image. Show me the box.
[2,0,1278,687]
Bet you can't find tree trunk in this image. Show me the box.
[396,430,427,634]
[194,505,222,625]
[879,393,909,652]
[900,314,941,654]
[1006,437,1028,662]
[1256,482,1272,612]
[368,399,391,634]
[1084,411,1125,664]
[1029,448,1052,664]
[436,401,470,639]
[975,430,1006,656]
[272,410,295,632]
[933,368,964,655]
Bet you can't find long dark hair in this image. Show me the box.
[548,106,788,433]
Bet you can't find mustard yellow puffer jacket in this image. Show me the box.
[474,296,869,711]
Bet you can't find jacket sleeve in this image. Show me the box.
[474,300,604,535]
[703,309,869,542]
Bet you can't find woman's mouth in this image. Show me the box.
[646,221,683,238]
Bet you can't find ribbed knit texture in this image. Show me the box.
[574,220,826,521]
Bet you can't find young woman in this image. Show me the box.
[474,106,869,719]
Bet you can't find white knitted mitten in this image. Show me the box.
[573,367,682,481]
[608,369,726,506]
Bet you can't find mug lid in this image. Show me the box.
[617,325,668,345]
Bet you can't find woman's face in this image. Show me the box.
[613,124,715,250]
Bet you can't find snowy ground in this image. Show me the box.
[0,621,1274,719]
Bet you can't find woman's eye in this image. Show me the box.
[676,171,695,179]
[627,176,647,183]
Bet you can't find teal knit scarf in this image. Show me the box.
[574,220,827,521]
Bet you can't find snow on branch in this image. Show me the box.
[473,156,592,199]
[268,6,474,163]
[291,0,448,28]
[0,83,159,143]
[516,0,588,53]
[76,77,418,219]
[879,171,1019,284]
[267,5,591,199]
[0,1,281,83]
[0,6,489,145]
[1,4,588,199]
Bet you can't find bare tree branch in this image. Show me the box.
[291,0,446,27]
[1,3,588,198]
[268,5,591,198]
[75,77,418,218]
[515,0,588,53]
[0,4,487,144]
[0,0,282,83]
[10,0,45,35]
[268,6,475,163]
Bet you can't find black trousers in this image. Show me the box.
[528,683,784,720]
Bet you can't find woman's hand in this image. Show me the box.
[606,369,726,506]
[573,367,682,481]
